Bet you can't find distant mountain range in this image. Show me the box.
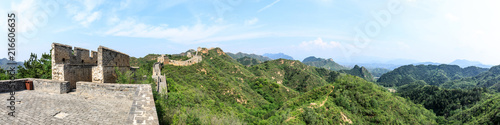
[340,59,492,70]
[301,56,349,71]
[450,59,492,68]
[263,53,294,60]
[377,64,489,87]
[227,52,272,62]
[0,58,23,69]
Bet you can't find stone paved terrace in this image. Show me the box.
[0,81,158,125]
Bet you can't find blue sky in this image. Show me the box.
[1,0,500,65]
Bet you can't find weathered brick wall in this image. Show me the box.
[52,64,65,82]
[99,46,129,67]
[52,43,131,85]
[32,79,71,94]
[62,65,93,89]
[76,82,137,99]
[52,43,98,89]
[102,67,129,83]
[0,79,70,94]
[0,79,26,93]
[93,46,130,83]
[74,47,98,65]
[91,65,103,83]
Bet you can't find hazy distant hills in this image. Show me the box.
[377,64,489,87]
[301,56,349,71]
[0,58,23,69]
[263,53,294,60]
[340,59,491,71]
[227,52,272,62]
[450,59,492,68]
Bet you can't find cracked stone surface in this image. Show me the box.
[0,90,133,125]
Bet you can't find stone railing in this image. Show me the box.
[0,78,70,94]
[76,82,137,99]
[32,79,71,94]
[0,79,27,93]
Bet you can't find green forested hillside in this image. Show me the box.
[130,54,160,66]
[268,75,437,124]
[441,65,500,91]
[397,82,485,117]
[447,93,500,124]
[236,57,261,66]
[302,56,349,71]
[339,65,375,82]
[149,48,438,124]
[227,52,273,62]
[377,64,488,87]
[367,68,391,78]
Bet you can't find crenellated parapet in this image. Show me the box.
[51,43,131,89]
[51,43,98,65]
[98,46,130,67]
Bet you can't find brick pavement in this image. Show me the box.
[0,90,133,125]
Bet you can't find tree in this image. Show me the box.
[16,53,52,79]
[0,68,9,80]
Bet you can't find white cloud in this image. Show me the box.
[244,18,259,26]
[10,0,38,35]
[119,0,132,9]
[299,38,341,50]
[83,0,103,11]
[445,13,458,21]
[66,0,104,27]
[103,18,229,43]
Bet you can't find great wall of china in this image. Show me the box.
[0,43,158,124]
[0,42,212,124]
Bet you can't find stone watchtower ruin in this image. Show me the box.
[51,43,130,89]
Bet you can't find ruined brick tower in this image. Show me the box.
[51,43,130,89]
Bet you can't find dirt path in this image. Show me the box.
[319,89,333,107]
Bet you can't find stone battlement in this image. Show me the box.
[158,47,203,66]
[52,43,98,65]
[51,43,131,88]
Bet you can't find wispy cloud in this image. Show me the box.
[299,38,341,50]
[244,18,259,26]
[258,0,280,12]
[66,0,104,27]
[103,18,229,43]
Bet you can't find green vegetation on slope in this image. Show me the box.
[144,48,439,124]
[302,56,349,71]
[397,82,486,117]
[130,54,160,67]
[367,68,391,78]
[447,93,500,124]
[441,65,500,92]
[377,64,488,87]
[249,59,336,93]
[339,65,375,82]
[268,75,437,124]
[236,56,261,66]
